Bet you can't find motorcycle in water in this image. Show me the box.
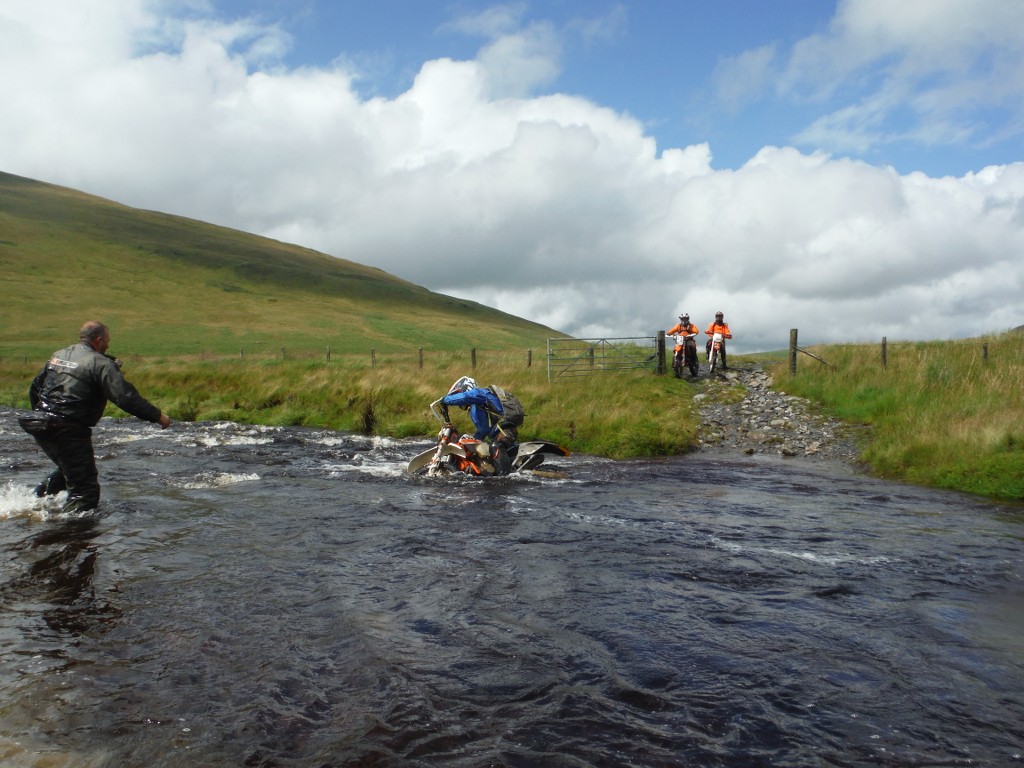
[406,403,570,477]
[707,332,725,374]
[672,333,700,378]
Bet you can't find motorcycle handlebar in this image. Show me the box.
[429,399,446,423]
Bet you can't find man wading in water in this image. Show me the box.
[19,321,172,513]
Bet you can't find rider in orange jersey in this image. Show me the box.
[666,313,699,378]
[704,311,733,369]
[667,313,698,339]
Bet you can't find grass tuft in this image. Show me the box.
[774,331,1024,501]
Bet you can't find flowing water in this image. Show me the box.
[1,409,1022,767]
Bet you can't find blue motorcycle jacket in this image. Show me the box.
[440,387,504,440]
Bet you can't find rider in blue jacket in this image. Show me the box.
[439,378,504,440]
[437,376,525,474]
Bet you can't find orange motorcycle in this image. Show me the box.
[672,332,699,378]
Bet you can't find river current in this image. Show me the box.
[1,409,1022,767]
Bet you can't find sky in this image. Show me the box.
[1,0,1023,351]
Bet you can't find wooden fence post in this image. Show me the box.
[527,349,532,368]
[656,331,666,375]
[239,347,244,360]
[371,348,376,367]
[881,337,887,369]
[789,329,798,375]
[983,342,989,363]
[418,347,424,369]
[326,347,331,362]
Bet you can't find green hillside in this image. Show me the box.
[0,171,566,359]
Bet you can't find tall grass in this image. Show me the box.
[0,351,700,459]
[774,332,1024,500]
[8,324,1023,501]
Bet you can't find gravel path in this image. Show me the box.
[686,362,866,465]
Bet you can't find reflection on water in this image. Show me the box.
[17,517,113,636]
[1,409,1022,767]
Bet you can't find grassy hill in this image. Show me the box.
[0,171,565,359]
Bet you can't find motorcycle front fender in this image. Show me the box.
[440,443,468,458]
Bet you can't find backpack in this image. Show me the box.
[488,385,525,427]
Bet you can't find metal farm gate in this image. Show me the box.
[546,337,660,381]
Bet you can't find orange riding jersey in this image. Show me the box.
[705,322,732,340]
[667,322,698,349]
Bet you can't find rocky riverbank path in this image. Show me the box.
[684,362,865,465]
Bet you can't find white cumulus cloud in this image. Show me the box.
[0,0,1021,352]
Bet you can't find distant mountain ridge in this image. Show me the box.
[0,171,565,357]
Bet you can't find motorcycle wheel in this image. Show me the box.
[672,354,683,378]
[709,348,719,373]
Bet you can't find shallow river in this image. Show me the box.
[1,410,1022,767]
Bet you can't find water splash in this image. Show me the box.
[0,480,62,521]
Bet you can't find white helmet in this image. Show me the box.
[447,376,477,395]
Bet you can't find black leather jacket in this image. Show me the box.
[29,342,162,427]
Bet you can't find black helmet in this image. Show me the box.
[715,311,724,319]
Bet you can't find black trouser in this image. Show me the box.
[490,423,519,475]
[20,417,100,513]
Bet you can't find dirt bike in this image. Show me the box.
[672,334,699,378]
[707,332,725,374]
[406,406,570,477]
